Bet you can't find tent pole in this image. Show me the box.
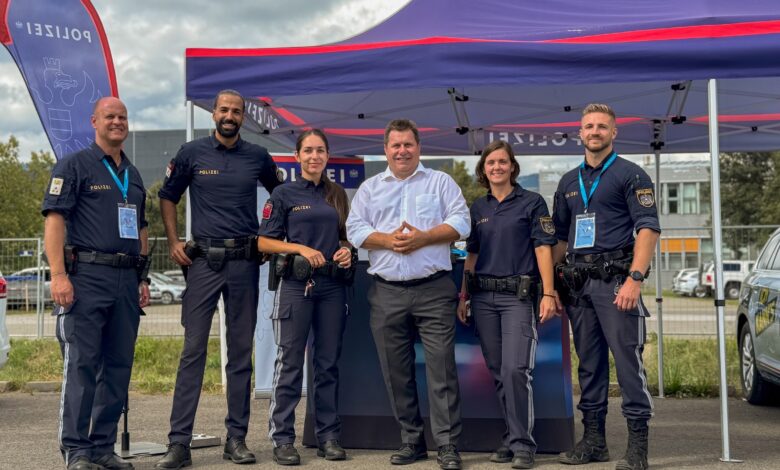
[653,150,664,398]
[707,79,739,463]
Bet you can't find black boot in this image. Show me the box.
[559,410,610,465]
[615,419,649,470]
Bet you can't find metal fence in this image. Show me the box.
[2,237,219,338]
[3,226,777,338]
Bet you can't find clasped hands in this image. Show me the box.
[386,221,430,254]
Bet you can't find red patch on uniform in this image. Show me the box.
[262,201,273,219]
[165,161,174,178]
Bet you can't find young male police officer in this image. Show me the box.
[347,119,470,470]
[552,104,660,470]
[156,90,282,468]
[43,97,150,470]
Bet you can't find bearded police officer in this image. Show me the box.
[552,104,660,470]
[43,97,150,470]
[156,90,282,468]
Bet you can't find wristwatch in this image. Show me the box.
[629,270,645,282]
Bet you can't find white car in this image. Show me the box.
[0,271,10,370]
[672,269,704,297]
[699,260,754,299]
[149,272,185,305]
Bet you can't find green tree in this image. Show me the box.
[0,137,55,238]
[440,160,486,206]
[144,180,186,241]
[714,152,780,258]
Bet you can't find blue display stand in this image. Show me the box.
[301,261,574,452]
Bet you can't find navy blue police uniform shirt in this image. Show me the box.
[466,185,557,278]
[41,143,147,256]
[259,178,342,260]
[158,134,281,239]
[552,153,660,255]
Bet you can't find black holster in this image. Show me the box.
[181,240,200,281]
[64,245,78,274]
[268,254,292,291]
[516,275,533,301]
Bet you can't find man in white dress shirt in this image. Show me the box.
[347,119,470,470]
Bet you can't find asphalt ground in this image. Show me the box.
[1,392,779,470]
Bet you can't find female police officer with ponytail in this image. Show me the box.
[456,140,560,469]
[258,129,352,466]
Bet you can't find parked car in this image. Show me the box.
[699,260,754,299]
[162,269,186,284]
[149,272,185,305]
[148,282,162,303]
[672,268,704,297]
[5,266,53,309]
[0,271,10,370]
[736,228,780,405]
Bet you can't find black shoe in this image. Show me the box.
[155,443,192,469]
[512,450,535,469]
[223,436,256,464]
[67,456,97,470]
[437,445,462,470]
[94,453,134,469]
[317,439,347,460]
[273,444,301,466]
[390,443,428,465]
[490,446,514,463]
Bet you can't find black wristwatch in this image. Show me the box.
[629,270,645,282]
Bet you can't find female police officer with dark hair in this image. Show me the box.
[258,128,352,466]
[456,140,561,469]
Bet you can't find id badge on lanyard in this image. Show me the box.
[574,152,617,250]
[574,213,596,249]
[103,158,139,239]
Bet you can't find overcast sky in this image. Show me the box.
[0,0,408,159]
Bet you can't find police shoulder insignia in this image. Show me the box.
[262,200,273,219]
[275,165,285,182]
[49,177,64,195]
[540,216,555,235]
[636,188,655,207]
[165,160,175,178]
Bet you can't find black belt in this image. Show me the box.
[193,236,253,248]
[567,246,633,264]
[374,270,449,287]
[473,274,537,294]
[76,250,141,269]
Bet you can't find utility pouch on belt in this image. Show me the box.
[465,271,478,293]
[291,255,312,281]
[516,276,533,301]
[181,241,200,281]
[206,247,226,272]
[268,254,291,291]
[64,245,78,274]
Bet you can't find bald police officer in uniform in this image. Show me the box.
[552,104,660,470]
[156,90,282,469]
[44,97,150,470]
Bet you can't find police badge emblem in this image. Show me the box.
[275,166,285,182]
[540,216,555,235]
[636,189,655,207]
[262,200,273,219]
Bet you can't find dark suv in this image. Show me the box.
[736,228,780,404]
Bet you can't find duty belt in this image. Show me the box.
[567,245,633,264]
[374,270,449,287]
[472,274,537,296]
[193,236,252,248]
[76,250,141,269]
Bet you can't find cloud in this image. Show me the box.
[0,0,407,159]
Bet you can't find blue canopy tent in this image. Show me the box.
[185,0,780,460]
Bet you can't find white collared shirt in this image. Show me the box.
[347,163,470,281]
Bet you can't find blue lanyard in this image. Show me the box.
[578,152,617,212]
[102,158,129,202]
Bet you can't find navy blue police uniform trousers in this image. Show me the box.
[471,291,538,454]
[268,275,346,446]
[57,263,141,464]
[566,277,654,420]
[168,256,259,445]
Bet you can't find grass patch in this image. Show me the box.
[0,338,224,394]
[569,333,741,397]
[2,336,742,397]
